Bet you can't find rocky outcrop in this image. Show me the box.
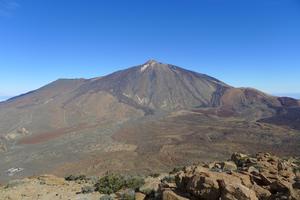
[139,173,168,195]
[161,152,300,200]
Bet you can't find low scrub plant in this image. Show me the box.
[65,174,87,181]
[149,173,160,178]
[170,167,183,174]
[100,194,114,200]
[162,175,175,183]
[81,185,95,194]
[124,176,145,191]
[95,174,145,194]
[95,174,126,194]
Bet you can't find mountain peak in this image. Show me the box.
[141,59,166,72]
[145,59,159,64]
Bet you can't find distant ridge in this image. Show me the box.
[273,93,300,99]
[0,96,12,102]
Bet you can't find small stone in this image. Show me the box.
[278,161,288,171]
[135,192,146,200]
[258,173,273,185]
[139,176,161,194]
[221,161,237,171]
[231,153,249,167]
[293,181,300,189]
[247,166,259,174]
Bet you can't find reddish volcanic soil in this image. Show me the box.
[18,123,98,145]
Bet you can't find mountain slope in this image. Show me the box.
[70,60,230,112]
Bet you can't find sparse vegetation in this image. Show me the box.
[81,185,95,194]
[65,174,87,182]
[119,189,135,200]
[170,167,182,174]
[95,174,145,194]
[140,188,155,196]
[161,175,175,183]
[99,194,114,200]
[95,174,126,194]
[293,160,300,174]
[149,173,160,178]
[124,176,145,191]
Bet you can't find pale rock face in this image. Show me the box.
[141,63,150,72]
[140,59,160,72]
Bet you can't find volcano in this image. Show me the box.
[0,60,299,182]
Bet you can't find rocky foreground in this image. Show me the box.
[0,152,300,200]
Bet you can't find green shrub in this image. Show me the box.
[65,175,76,181]
[100,194,114,200]
[119,189,135,200]
[170,167,182,174]
[140,188,155,196]
[162,175,175,183]
[149,173,160,178]
[95,174,126,194]
[89,176,100,184]
[81,185,95,193]
[95,174,145,194]
[125,176,145,191]
[294,166,300,174]
[65,174,87,181]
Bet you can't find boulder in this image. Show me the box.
[175,171,191,191]
[186,175,220,199]
[247,166,260,174]
[221,161,238,171]
[256,173,273,186]
[293,177,300,189]
[162,189,189,200]
[231,153,249,167]
[270,180,291,194]
[135,192,146,200]
[279,170,295,180]
[278,160,289,171]
[218,180,258,200]
[139,176,161,195]
[252,184,272,200]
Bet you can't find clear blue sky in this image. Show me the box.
[0,0,300,99]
